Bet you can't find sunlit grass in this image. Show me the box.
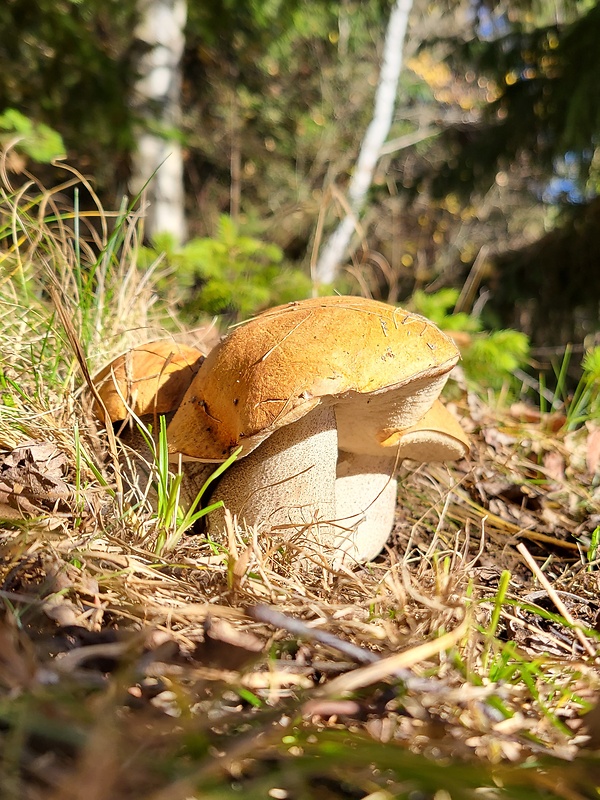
[0,160,598,799]
[150,416,240,556]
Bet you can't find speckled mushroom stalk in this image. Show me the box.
[334,452,398,564]
[209,406,338,556]
[333,400,470,564]
[166,296,468,563]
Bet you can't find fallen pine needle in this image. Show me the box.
[318,613,470,697]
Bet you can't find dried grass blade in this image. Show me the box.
[45,278,123,502]
[320,614,470,696]
[517,542,597,658]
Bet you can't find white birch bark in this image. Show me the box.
[315,0,414,285]
[130,0,188,244]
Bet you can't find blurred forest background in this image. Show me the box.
[1,0,599,365]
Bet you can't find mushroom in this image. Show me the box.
[92,339,212,506]
[93,339,205,425]
[166,296,467,561]
[334,399,470,563]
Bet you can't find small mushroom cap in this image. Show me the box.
[382,399,470,462]
[167,296,460,461]
[92,340,205,424]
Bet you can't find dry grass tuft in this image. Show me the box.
[1,163,599,798]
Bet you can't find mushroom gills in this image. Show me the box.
[334,452,398,565]
[208,406,338,555]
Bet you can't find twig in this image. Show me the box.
[379,126,440,155]
[454,244,489,315]
[246,604,378,665]
[247,604,469,695]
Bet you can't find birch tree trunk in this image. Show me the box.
[315,0,414,285]
[130,0,187,244]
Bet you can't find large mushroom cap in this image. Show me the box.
[167,296,460,461]
[93,340,205,424]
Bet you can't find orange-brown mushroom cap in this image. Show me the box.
[92,340,205,424]
[167,296,460,462]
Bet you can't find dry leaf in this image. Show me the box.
[509,403,565,432]
[509,402,541,424]
[0,440,71,518]
[0,622,38,691]
[189,617,264,670]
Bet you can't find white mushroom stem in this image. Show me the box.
[333,400,469,565]
[334,452,398,565]
[208,406,338,554]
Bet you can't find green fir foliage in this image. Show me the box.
[466,329,530,391]
[145,216,312,320]
[428,2,600,196]
[0,0,136,188]
[411,288,530,392]
[411,288,482,332]
[0,109,65,163]
[564,345,600,428]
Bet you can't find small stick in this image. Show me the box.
[246,604,379,665]
[246,604,460,694]
[516,542,596,658]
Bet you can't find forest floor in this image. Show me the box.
[1,174,600,799]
